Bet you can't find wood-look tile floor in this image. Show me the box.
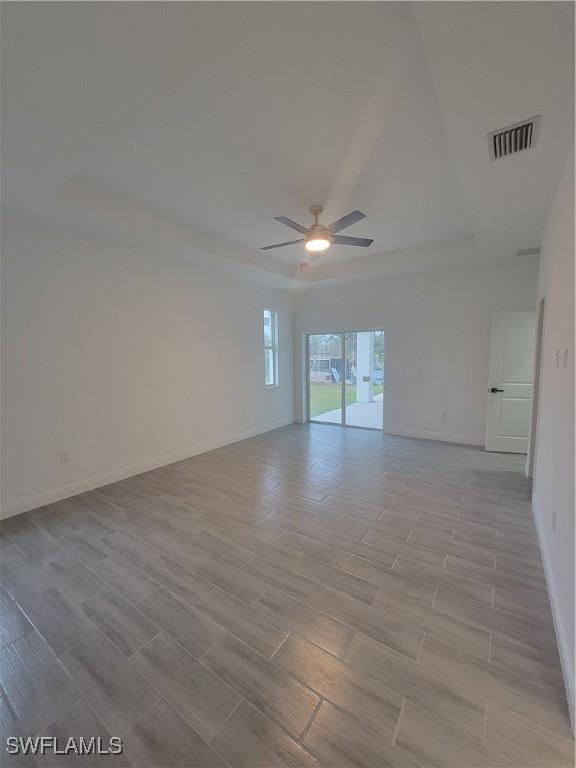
[1,424,573,767]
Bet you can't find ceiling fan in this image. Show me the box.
[261,205,373,257]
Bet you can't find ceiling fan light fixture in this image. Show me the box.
[261,205,372,252]
[305,219,332,252]
[305,237,331,252]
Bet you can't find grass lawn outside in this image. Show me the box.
[309,382,383,419]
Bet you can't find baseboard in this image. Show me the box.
[384,426,484,447]
[0,418,295,520]
[532,498,575,733]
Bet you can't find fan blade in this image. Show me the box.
[328,210,366,233]
[332,235,373,247]
[273,216,308,234]
[260,238,304,250]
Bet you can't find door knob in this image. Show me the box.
[490,387,504,393]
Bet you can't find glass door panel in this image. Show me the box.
[373,330,385,404]
[345,331,384,429]
[308,334,343,424]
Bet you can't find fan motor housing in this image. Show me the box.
[306,223,333,243]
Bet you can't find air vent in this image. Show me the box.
[488,116,540,161]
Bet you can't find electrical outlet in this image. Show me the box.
[60,450,71,464]
[552,509,557,532]
[441,410,448,419]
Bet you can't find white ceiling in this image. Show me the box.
[1,2,573,284]
[413,1,574,260]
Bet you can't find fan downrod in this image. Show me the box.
[309,205,323,222]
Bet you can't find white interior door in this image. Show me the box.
[485,311,536,453]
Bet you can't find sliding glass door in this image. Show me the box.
[307,331,384,430]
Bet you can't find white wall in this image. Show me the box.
[294,256,539,445]
[1,216,295,517]
[531,152,575,726]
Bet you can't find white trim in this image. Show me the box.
[532,498,575,733]
[0,418,294,520]
[384,427,484,446]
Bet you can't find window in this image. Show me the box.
[263,309,278,387]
